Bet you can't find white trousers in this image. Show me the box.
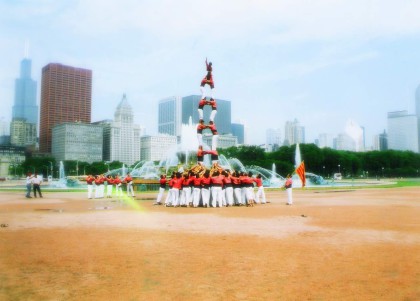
[127,183,134,197]
[156,187,165,203]
[201,188,210,207]
[256,186,266,204]
[211,186,223,207]
[115,185,122,197]
[88,185,93,199]
[193,187,201,207]
[225,187,234,206]
[106,185,113,197]
[286,188,293,204]
[234,187,242,205]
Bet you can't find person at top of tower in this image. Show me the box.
[200,58,214,99]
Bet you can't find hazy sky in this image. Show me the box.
[1,0,420,146]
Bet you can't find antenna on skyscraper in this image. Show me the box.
[24,40,30,58]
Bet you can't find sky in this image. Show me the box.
[1,0,420,146]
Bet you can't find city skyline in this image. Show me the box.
[2,1,420,146]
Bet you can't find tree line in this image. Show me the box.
[219,144,420,178]
[11,144,420,179]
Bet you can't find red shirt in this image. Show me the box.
[172,177,183,189]
[159,178,166,188]
[107,177,114,185]
[207,124,217,135]
[211,175,224,186]
[197,124,207,134]
[86,176,94,185]
[113,177,121,185]
[193,177,202,187]
[254,177,263,187]
[201,177,211,188]
[124,176,132,183]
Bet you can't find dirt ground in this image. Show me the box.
[0,187,419,301]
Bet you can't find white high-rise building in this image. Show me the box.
[317,133,334,148]
[334,133,356,151]
[52,123,103,163]
[98,95,142,166]
[387,110,419,152]
[140,135,177,162]
[284,119,305,146]
[266,128,282,147]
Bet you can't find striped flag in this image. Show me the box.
[295,161,306,187]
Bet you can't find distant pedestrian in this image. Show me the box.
[32,172,43,198]
[284,174,293,205]
[25,172,34,198]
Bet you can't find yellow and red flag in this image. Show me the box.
[295,161,306,187]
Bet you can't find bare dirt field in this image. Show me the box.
[0,187,419,301]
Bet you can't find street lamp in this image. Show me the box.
[76,161,79,177]
[382,167,384,178]
[323,166,325,177]
[338,164,341,174]
[48,161,53,179]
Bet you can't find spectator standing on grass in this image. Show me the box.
[25,172,34,198]
[32,172,43,198]
[284,174,293,205]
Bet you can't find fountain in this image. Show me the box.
[50,161,68,188]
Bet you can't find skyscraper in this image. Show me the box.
[12,58,38,124]
[387,110,419,152]
[266,128,282,149]
[96,95,142,166]
[10,58,38,147]
[39,63,92,153]
[232,123,245,145]
[284,119,305,146]
[158,96,182,136]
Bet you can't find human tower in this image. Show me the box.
[192,58,221,174]
[153,59,268,207]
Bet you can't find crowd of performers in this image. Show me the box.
[85,173,135,199]
[155,167,267,207]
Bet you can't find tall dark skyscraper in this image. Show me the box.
[39,63,92,153]
[10,58,38,147]
[12,58,38,124]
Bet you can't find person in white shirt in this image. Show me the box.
[32,172,43,198]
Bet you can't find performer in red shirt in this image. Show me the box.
[123,173,135,198]
[208,98,217,123]
[192,172,202,207]
[113,175,122,198]
[197,121,207,147]
[171,172,183,207]
[165,173,175,207]
[206,122,218,150]
[254,174,266,204]
[155,174,167,205]
[94,175,102,199]
[231,171,243,206]
[86,174,95,199]
[223,170,234,207]
[106,175,114,198]
[210,170,224,207]
[200,170,211,208]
